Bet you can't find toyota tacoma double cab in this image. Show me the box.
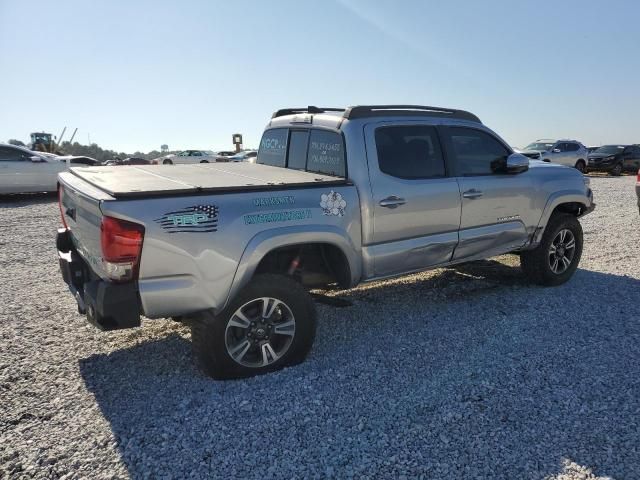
[56,105,595,379]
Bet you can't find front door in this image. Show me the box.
[364,122,461,277]
[0,147,33,192]
[441,126,534,261]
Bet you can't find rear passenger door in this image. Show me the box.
[442,126,533,261]
[364,122,462,277]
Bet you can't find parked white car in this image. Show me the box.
[157,150,217,165]
[0,144,68,194]
[226,150,258,162]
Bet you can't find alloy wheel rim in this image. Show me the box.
[548,228,576,274]
[225,297,296,368]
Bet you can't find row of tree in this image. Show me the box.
[7,139,174,163]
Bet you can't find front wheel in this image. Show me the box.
[163,159,173,165]
[610,163,623,176]
[520,213,583,286]
[575,160,586,173]
[191,274,317,379]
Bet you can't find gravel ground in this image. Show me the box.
[1,175,639,479]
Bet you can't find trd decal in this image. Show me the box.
[155,205,219,233]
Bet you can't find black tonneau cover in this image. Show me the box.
[69,162,346,198]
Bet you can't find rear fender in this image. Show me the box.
[225,225,361,309]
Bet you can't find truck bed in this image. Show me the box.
[69,162,346,198]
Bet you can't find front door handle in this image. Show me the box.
[462,189,483,199]
[379,196,406,208]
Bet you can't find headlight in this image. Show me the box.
[583,176,590,186]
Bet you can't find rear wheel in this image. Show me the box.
[575,160,586,173]
[191,274,316,379]
[521,213,583,286]
[200,160,209,163]
[611,163,623,176]
[163,159,173,165]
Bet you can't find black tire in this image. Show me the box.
[191,274,317,380]
[610,163,622,176]
[163,159,173,165]
[575,160,586,173]
[520,213,583,286]
[200,160,209,163]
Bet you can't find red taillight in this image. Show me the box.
[58,185,68,229]
[100,216,144,281]
[150,160,158,165]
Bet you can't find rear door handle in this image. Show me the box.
[379,196,406,208]
[462,189,483,199]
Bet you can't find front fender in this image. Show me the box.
[224,224,362,310]
[531,188,593,246]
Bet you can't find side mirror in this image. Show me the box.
[30,155,45,163]
[505,153,529,174]
[552,148,561,153]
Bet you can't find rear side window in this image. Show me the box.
[448,127,510,176]
[257,128,288,167]
[307,130,345,177]
[375,125,445,179]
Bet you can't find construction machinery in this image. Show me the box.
[30,127,77,154]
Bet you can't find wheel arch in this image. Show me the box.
[530,190,592,247]
[224,225,361,309]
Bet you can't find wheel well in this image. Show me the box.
[552,202,585,217]
[255,243,351,289]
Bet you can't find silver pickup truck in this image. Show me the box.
[56,105,594,379]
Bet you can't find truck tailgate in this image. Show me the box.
[58,171,113,279]
[69,162,346,198]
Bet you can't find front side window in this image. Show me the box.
[257,128,288,167]
[566,143,579,152]
[0,147,28,162]
[375,125,445,179]
[448,127,510,176]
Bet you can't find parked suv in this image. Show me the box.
[522,139,588,172]
[56,105,594,379]
[587,145,640,175]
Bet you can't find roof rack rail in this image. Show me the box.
[343,105,481,123]
[271,106,346,118]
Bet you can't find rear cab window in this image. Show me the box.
[257,128,345,177]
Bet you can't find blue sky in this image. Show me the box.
[1,0,638,152]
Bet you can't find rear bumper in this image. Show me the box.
[57,228,141,330]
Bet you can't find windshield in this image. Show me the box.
[524,142,555,151]
[594,145,624,154]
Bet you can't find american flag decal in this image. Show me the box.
[154,204,219,233]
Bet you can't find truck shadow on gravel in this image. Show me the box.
[78,260,640,479]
